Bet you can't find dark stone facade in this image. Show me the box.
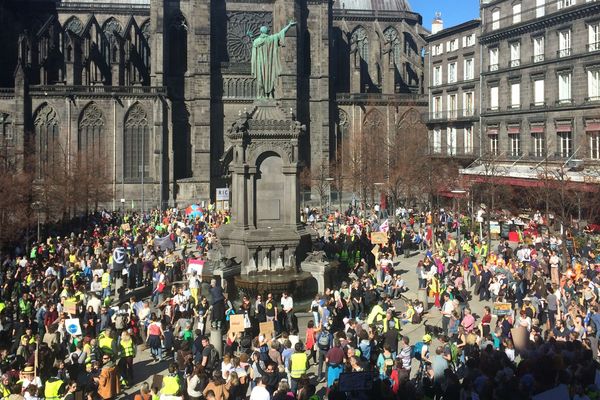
[0,0,428,209]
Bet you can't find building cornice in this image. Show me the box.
[480,3,600,44]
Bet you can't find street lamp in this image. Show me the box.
[31,201,42,243]
[450,189,467,254]
[374,182,384,219]
[325,177,334,215]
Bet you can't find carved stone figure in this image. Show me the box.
[250,21,296,98]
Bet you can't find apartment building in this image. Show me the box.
[424,1,600,205]
[426,19,481,161]
[476,0,600,164]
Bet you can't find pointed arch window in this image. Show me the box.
[34,104,60,179]
[123,104,149,181]
[78,103,105,164]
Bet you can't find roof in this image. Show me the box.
[426,19,481,42]
[333,0,412,12]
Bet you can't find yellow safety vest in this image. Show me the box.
[0,382,10,397]
[290,352,308,379]
[121,339,135,357]
[161,375,180,395]
[83,343,92,363]
[102,272,110,289]
[99,336,114,355]
[44,378,64,400]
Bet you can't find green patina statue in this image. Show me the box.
[250,21,297,98]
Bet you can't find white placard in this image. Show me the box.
[65,318,82,336]
[216,188,229,201]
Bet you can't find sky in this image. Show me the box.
[410,0,480,31]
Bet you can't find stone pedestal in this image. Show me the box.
[218,100,312,274]
[302,260,331,294]
[209,328,223,357]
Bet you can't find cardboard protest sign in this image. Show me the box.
[64,299,78,315]
[371,245,380,256]
[371,232,388,245]
[493,302,512,316]
[187,259,205,276]
[121,223,131,232]
[259,321,275,338]
[511,326,528,354]
[229,314,245,333]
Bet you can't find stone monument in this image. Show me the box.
[216,21,331,298]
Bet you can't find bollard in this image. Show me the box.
[418,288,429,312]
[210,328,223,357]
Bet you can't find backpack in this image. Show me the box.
[318,332,330,350]
[208,345,220,371]
[412,341,424,361]
[412,312,422,324]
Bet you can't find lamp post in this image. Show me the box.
[451,189,467,259]
[325,177,334,216]
[374,182,384,219]
[31,201,41,243]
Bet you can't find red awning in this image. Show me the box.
[461,174,600,193]
[556,124,572,132]
[487,128,498,135]
[530,125,544,133]
[507,126,520,134]
[586,122,600,131]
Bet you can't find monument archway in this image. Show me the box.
[255,152,284,227]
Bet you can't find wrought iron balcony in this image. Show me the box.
[557,48,572,58]
[509,59,521,68]
[588,42,600,52]
[427,108,478,122]
[489,64,499,72]
[532,54,545,63]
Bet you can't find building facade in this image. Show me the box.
[479,0,600,165]
[425,19,481,163]
[425,0,600,210]
[0,0,429,211]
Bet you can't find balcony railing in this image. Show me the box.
[428,146,480,158]
[528,151,547,159]
[556,98,573,105]
[427,108,478,121]
[532,54,545,63]
[557,48,572,58]
[530,102,546,108]
[509,59,521,67]
[586,96,600,102]
[29,85,167,95]
[489,64,499,72]
[588,42,600,52]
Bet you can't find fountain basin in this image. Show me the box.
[234,269,315,299]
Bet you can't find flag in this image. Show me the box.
[112,247,127,272]
[379,219,389,233]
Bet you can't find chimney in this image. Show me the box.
[431,12,443,34]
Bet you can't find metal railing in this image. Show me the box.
[489,64,499,72]
[427,108,478,121]
[532,54,545,63]
[557,48,572,58]
[588,42,600,52]
[29,85,166,95]
[509,59,521,67]
[428,145,480,157]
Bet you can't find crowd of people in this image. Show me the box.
[0,204,600,400]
